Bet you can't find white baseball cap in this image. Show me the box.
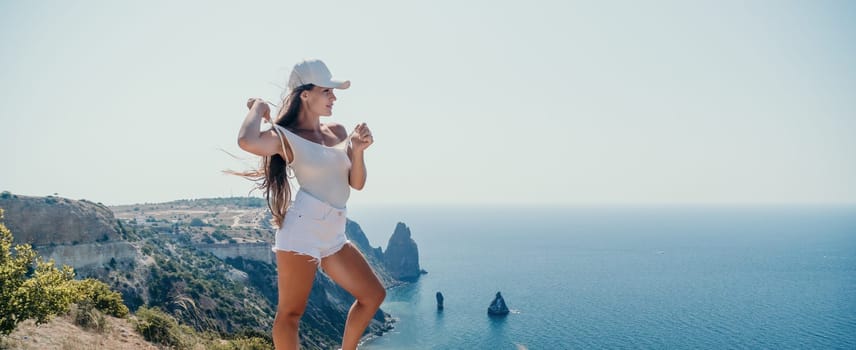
[287,58,351,90]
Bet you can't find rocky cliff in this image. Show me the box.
[0,194,121,245]
[383,222,422,281]
[36,241,138,270]
[196,242,273,263]
[0,193,135,271]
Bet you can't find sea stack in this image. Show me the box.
[487,292,510,316]
[383,222,421,281]
[436,292,444,310]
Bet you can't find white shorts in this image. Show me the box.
[272,189,349,263]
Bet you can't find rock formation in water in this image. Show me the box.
[382,222,422,281]
[488,292,510,316]
[436,292,444,310]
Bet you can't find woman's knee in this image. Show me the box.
[378,287,387,303]
[274,309,304,328]
[359,287,386,309]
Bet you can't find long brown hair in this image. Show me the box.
[229,84,315,227]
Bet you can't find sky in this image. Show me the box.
[1,0,855,207]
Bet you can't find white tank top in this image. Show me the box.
[272,124,351,209]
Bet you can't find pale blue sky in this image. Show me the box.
[1,0,854,206]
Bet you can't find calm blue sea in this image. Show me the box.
[345,204,856,350]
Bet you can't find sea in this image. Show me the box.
[343,204,856,350]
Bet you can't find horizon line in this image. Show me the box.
[3,191,855,208]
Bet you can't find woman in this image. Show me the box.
[235,58,385,350]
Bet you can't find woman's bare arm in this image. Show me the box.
[237,98,284,158]
[348,123,373,190]
[349,149,367,190]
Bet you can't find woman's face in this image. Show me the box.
[302,86,337,117]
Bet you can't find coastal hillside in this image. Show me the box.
[0,192,422,349]
[3,313,159,350]
[0,193,120,245]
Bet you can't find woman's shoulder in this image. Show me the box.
[323,122,348,141]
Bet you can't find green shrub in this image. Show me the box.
[75,278,129,318]
[212,231,229,241]
[0,209,130,335]
[73,300,107,332]
[134,306,186,348]
[1,209,80,335]
[209,337,273,350]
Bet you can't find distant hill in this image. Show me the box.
[0,193,121,245]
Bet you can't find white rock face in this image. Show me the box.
[36,241,138,269]
[195,242,274,263]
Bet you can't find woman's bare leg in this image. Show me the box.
[321,243,386,350]
[273,251,318,350]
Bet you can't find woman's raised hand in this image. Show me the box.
[350,123,374,152]
[246,98,271,123]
